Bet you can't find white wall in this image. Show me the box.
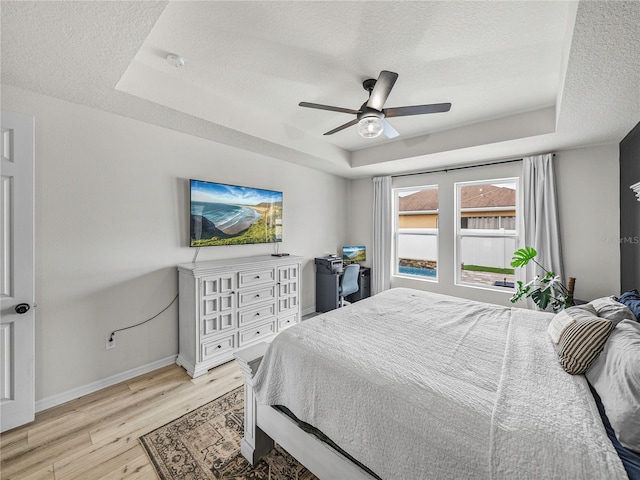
[554,144,620,301]
[345,179,373,271]
[348,145,620,306]
[2,85,349,402]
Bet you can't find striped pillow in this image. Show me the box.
[548,304,597,343]
[555,314,613,375]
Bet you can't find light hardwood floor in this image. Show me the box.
[0,360,244,480]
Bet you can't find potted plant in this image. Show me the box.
[510,246,573,312]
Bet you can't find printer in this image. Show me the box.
[315,255,343,275]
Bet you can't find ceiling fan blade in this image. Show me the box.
[384,103,452,118]
[366,70,398,111]
[383,119,399,139]
[299,102,360,115]
[324,119,359,135]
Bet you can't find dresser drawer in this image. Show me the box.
[238,321,276,347]
[200,334,235,362]
[238,268,275,289]
[238,285,276,308]
[238,302,276,327]
[278,314,298,331]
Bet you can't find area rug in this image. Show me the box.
[139,386,317,480]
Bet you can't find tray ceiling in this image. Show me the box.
[2,1,639,178]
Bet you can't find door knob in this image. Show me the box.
[15,303,30,314]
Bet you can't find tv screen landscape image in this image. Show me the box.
[342,245,366,263]
[190,179,282,247]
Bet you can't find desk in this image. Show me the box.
[315,258,371,312]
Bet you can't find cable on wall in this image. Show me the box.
[108,248,204,343]
[108,294,178,342]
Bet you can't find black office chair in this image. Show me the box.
[339,264,360,307]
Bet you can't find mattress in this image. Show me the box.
[253,288,628,479]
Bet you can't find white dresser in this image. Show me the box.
[177,255,302,377]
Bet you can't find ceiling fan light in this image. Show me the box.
[357,117,384,138]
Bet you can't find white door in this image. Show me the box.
[0,110,35,432]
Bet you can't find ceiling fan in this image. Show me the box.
[299,70,451,139]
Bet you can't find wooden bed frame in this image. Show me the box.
[234,343,376,480]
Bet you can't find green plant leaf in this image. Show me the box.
[539,272,553,286]
[531,288,550,310]
[510,246,537,268]
[510,280,531,303]
[509,246,572,311]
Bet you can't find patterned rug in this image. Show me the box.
[139,386,317,480]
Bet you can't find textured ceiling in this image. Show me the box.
[2,1,639,178]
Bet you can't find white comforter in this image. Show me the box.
[253,288,628,479]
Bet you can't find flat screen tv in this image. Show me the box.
[342,245,366,263]
[190,179,282,247]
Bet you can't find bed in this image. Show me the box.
[235,287,635,479]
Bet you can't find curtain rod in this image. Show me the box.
[390,154,555,178]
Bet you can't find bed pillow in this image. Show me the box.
[586,319,640,453]
[552,305,613,375]
[548,304,597,344]
[618,289,640,320]
[588,296,637,326]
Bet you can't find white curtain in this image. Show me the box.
[372,176,392,295]
[522,154,565,287]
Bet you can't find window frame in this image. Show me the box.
[392,184,439,282]
[454,177,520,292]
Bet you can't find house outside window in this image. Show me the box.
[394,186,438,281]
[455,179,518,290]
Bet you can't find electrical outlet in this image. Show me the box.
[106,336,116,350]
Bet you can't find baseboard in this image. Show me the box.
[302,305,316,317]
[35,354,178,413]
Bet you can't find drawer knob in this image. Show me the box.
[256,294,260,298]
[256,312,260,316]
[217,345,222,349]
[256,331,260,335]
[255,275,260,279]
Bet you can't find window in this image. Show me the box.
[393,186,438,280]
[455,179,518,290]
